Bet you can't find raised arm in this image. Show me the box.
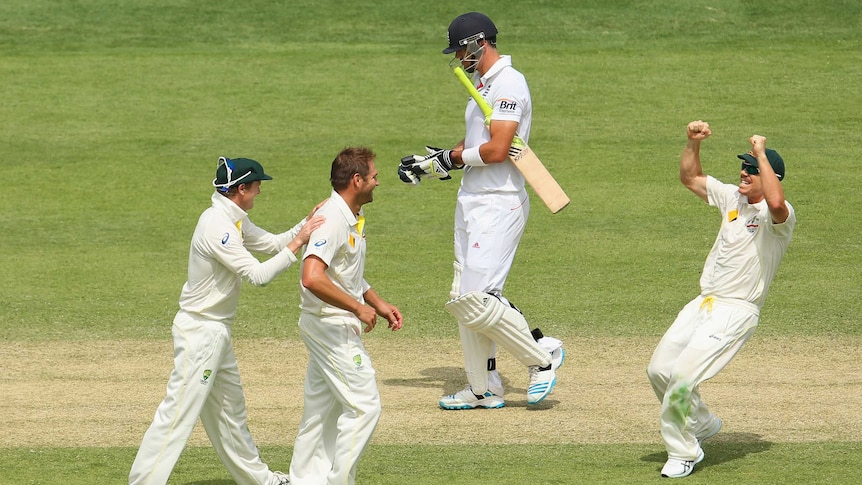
[680,120,711,202]
[749,135,790,224]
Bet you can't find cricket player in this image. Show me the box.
[289,147,403,485]
[399,12,564,409]
[647,121,796,478]
[129,157,324,485]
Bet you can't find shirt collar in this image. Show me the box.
[211,191,248,223]
[329,190,363,226]
[479,55,513,86]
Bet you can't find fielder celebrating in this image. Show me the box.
[129,157,324,485]
[289,147,403,485]
[647,121,796,478]
[399,12,564,409]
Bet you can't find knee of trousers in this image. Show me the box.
[354,395,382,421]
[646,362,668,385]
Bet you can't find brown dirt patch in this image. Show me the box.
[1,336,859,448]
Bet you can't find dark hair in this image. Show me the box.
[330,147,376,191]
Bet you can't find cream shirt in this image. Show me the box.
[299,191,371,319]
[701,176,796,307]
[177,191,304,323]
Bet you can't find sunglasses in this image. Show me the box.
[741,162,759,176]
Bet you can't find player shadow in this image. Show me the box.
[381,366,472,394]
[641,432,773,472]
[383,365,526,396]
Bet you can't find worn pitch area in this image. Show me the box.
[2,336,859,448]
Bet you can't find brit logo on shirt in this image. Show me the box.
[497,98,518,115]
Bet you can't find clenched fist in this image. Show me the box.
[687,120,711,140]
[749,135,767,157]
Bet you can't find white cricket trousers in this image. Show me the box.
[453,190,529,394]
[647,295,759,460]
[453,190,528,295]
[129,311,275,485]
[289,314,381,485]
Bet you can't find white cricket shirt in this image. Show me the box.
[462,55,532,194]
[177,191,304,323]
[700,176,796,307]
[299,191,371,318]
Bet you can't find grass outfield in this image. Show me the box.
[2,0,861,483]
[4,443,862,484]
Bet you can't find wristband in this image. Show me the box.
[461,146,486,167]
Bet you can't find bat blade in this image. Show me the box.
[508,143,570,213]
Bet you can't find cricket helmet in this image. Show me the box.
[443,12,498,54]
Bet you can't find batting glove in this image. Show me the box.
[397,147,459,184]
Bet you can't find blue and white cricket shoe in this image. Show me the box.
[527,346,565,405]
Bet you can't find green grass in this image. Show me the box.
[3,442,861,484]
[1,0,860,483]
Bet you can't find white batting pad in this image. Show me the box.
[458,323,496,395]
[450,261,463,300]
[446,291,551,367]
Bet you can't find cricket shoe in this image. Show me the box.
[696,416,722,443]
[527,346,565,405]
[661,447,704,478]
[439,386,505,410]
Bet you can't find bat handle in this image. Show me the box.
[452,67,493,117]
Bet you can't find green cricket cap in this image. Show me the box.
[212,157,272,191]
[737,148,786,181]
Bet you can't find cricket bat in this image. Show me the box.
[452,66,570,214]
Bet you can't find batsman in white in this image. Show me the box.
[399,12,564,409]
[647,121,796,478]
[129,157,324,485]
[288,147,403,485]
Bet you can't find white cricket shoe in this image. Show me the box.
[661,447,704,478]
[439,386,505,410]
[527,346,565,405]
[696,416,722,443]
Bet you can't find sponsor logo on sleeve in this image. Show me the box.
[497,98,518,114]
[221,233,230,245]
[313,239,327,247]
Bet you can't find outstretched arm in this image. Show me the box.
[680,120,710,202]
